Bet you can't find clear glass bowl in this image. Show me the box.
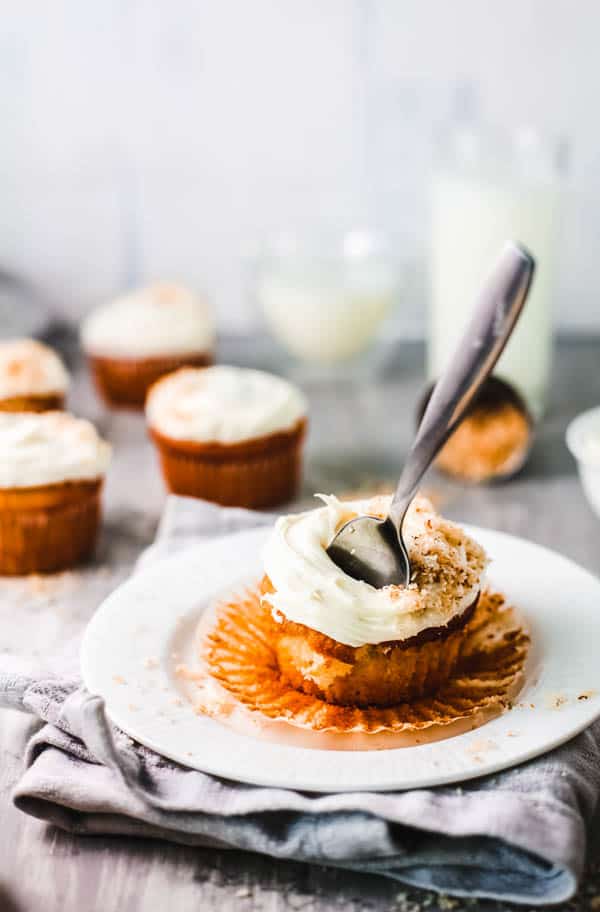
[253,229,401,372]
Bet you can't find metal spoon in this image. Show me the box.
[326,241,535,589]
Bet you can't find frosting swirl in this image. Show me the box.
[146,365,307,444]
[81,283,215,357]
[0,339,69,398]
[0,412,111,488]
[261,494,487,647]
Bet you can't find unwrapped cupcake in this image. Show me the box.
[0,339,69,412]
[199,493,528,735]
[0,412,111,574]
[81,283,215,409]
[261,493,487,707]
[146,365,307,508]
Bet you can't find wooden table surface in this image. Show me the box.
[2,335,600,912]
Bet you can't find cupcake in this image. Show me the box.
[81,283,215,409]
[146,365,307,508]
[260,494,487,707]
[418,377,533,483]
[0,412,111,575]
[0,339,69,412]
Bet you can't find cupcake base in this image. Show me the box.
[88,351,213,410]
[262,576,476,707]
[273,610,474,707]
[197,587,529,734]
[0,393,65,413]
[0,479,102,575]
[149,419,307,509]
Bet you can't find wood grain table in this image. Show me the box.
[2,334,600,912]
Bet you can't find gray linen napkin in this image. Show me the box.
[1,496,598,905]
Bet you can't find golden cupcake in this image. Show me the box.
[81,283,215,409]
[260,494,487,707]
[418,377,533,483]
[0,339,69,412]
[146,365,307,509]
[0,412,111,575]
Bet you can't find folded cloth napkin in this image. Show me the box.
[1,496,599,905]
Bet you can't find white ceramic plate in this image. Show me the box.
[81,525,600,792]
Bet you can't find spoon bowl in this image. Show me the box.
[326,514,410,589]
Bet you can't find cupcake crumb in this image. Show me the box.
[544,692,568,710]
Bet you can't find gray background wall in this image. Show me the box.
[1,0,598,333]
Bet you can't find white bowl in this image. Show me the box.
[566,405,600,518]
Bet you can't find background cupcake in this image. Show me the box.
[0,412,111,575]
[0,338,69,412]
[81,283,215,409]
[146,365,307,508]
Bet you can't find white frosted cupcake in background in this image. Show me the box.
[0,412,111,575]
[0,339,69,412]
[81,283,215,409]
[146,365,308,508]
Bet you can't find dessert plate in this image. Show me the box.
[81,525,600,792]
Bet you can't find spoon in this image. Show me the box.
[326,241,535,589]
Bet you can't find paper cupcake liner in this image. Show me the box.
[197,587,529,734]
[150,420,306,509]
[0,480,102,575]
[0,393,65,413]
[88,351,213,410]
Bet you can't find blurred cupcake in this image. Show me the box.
[0,339,69,412]
[417,377,533,483]
[0,412,111,575]
[261,494,487,707]
[81,283,215,409]
[146,365,307,508]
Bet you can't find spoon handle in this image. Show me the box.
[389,241,535,528]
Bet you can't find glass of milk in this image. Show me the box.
[255,230,400,372]
[429,125,565,417]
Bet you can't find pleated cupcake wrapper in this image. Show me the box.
[196,587,529,735]
[152,431,304,510]
[88,352,213,409]
[0,482,102,575]
[0,393,65,413]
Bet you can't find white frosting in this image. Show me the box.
[0,339,69,398]
[261,494,487,648]
[0,412,111,488]
[81,283,215,357]
[146,366,307,444]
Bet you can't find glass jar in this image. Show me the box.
[428,124,565,417]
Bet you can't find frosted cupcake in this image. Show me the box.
[0,412,111,575]
[0,339,69,412]
[81,283,215,409]
[146,366,307,508]
[261,494,487,707]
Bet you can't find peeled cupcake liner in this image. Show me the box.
[0,479,103,575]
[196,586,529,734]
[0,393,65,413]
[87,350,213,410]
[149,419,307,509]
